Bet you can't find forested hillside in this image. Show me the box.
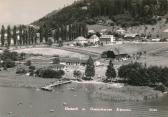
[33,0,168,29]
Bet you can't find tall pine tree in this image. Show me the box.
[85,56,95,80]
[13,25,17,46]
[39,26,43,43]
[1,25,5,46]
[7,25,11,46]
[105,60,116,82]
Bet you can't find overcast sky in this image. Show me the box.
[0,0,75,25]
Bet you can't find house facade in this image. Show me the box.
[100,35,115,44]
[74,36,88,45]
[60,57,87,66]
[161,28,168,39]
[88,35,99,44]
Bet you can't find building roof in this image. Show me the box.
[116,28,126,34]
[74,36,87,41]
[89,35,99,39]
[100,35,114,38]
[124,33,138,38]
[88,30,96,34]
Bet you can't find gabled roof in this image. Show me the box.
[124,33,138,38]
[89,35,99,39]
[74,36,87,41]
[100,35,114,38]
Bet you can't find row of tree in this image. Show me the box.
[0,22,88,47]
[118,62,168,87]
[39,22,88,43]
[83,57,168,92]
[0,25,37,47]
[83,57,116,82]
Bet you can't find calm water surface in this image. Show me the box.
[0,83,168,117]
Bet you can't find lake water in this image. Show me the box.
[0,83,168,117]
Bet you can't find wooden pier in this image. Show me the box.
[41,80,72,91]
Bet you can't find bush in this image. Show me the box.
[154,85,166,92]
[1,49,19,61]
[25,60,32,66]
[20,53,26,60]
[101,51,115,58]
[52,57,60,64]
[118,62,168,87]
[35,68,65,78]
[29,66,36,71]
[16,67,27,74]
[73,70,82,79]
[2,59,15,68]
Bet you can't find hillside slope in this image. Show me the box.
[32,0,168,29]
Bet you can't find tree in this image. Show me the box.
[39,26,44,43]
[58,38,63,47]
[1,25,5,46]
[85,56,95,80]
[47,38,53,46]
[105,60,116,82]
[73,70,82,79]
[7,25,11,47]
[52,57,60,64]
[43,24,49,43]
[13,25,17,46]
[19,25,23,45]
[25,60,32,66]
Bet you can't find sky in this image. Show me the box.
[0,0,75,25]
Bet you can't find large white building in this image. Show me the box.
[100,35,115,44]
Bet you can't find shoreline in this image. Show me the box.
[0,76,165,101]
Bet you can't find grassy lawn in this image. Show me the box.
[14,47,88,58]
[0,67,57,88]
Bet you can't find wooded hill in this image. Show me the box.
[33,0,168,29]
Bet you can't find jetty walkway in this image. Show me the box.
[41,80,72,91]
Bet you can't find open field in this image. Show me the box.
[64,42,168,54]
[64,42,168,66]
[0,68,57,88]
[14,47,88,58]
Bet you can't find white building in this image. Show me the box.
[116,28,126,35]
[74,36,88,45]
[100,35,115,44]
[161,28,168,39]
[88,35,99,44]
